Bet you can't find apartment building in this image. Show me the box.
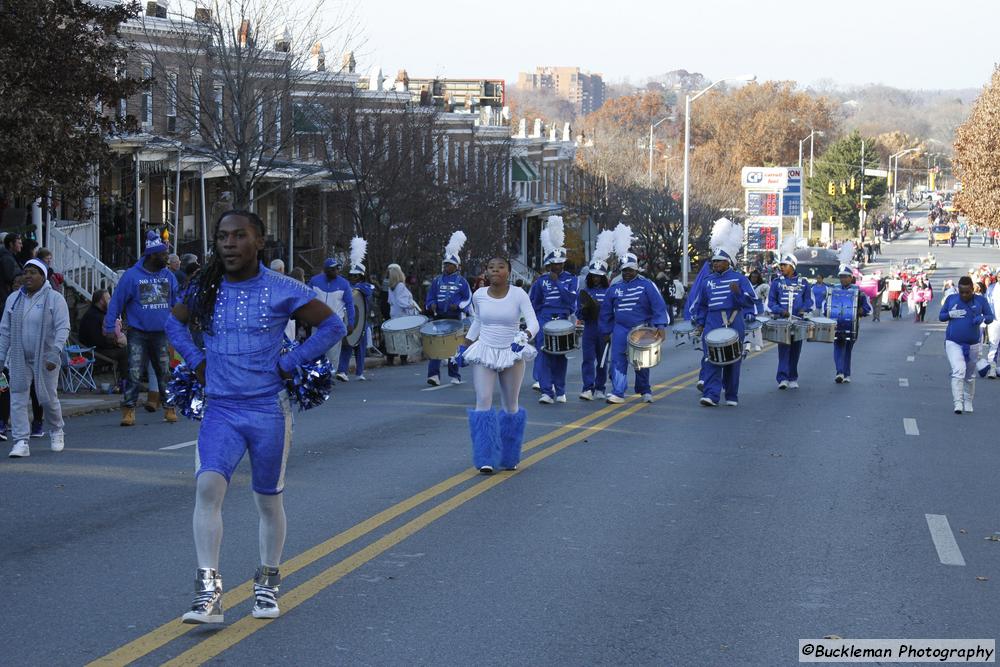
[516,66,606,115]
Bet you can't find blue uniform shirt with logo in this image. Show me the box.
[426,272,471,316]
[530,271,578,320]
[768,274,814,317]
[692,268,759,333]
[599,275,669,334]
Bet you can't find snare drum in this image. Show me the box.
[745,317,763,334]
[704,327,742,366]
[808,316,837,343]
[381,315,428,357]
[762,318,795,345]
[542,319,577,354]
[627,326,663,370]
[792,319,814,342]
[419,319,465,359]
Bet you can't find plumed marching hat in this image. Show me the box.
[443,231,466,267]
[541,216,567,266]
[587,229,614,276]
[837,242,855,276]
[348,236,367,275]
[710,217,743,263]
[778,234,800,268]
[613,223,638,270]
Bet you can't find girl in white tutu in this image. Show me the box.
[462,257,539,474]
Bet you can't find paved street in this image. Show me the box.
[5,214,1000,666]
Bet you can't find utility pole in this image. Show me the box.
[859,140,865,235]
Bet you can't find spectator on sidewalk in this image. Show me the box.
[80,289,128,384]
[1,259,70,458]
[35,248,64,295]
[0,232,23,305]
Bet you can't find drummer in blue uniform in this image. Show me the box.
[827,242,871,384]
[811,274,829,316]
[336,237,375,382]
[599,224,669,405]
[577,230,614,401]
[425,231,471,386]
[529,216,577,404]
[692,218,761,407]
[767,238,814,389]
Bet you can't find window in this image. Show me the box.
[274,96,282,146]
[191,69,201,133]
[213,83,223,130]
[256,98,264,144]
[166,69,177,132]
[141,65,153,128]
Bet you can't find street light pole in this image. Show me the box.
[648,115,672,186]
[681,74,755,285]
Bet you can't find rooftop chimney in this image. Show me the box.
[274,26,291,53]
[193,3,212,23]
[146,0,168,18]
[310,42,326,72]
[341,51,356,73]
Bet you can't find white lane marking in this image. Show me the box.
[160,440,198,450]
[421,384,454,392]
[915,341,923,347]
[899,378,909,387]
[925,332,932,337]
[925,514,966,566]
[903,418,919,435]
[907,355,915,362]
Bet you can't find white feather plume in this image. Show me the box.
[445,230,467,259]
[592,230,614,264]
[546,215,565,250]
[612,223,633,259]
[540,228,554,254]
[349,236,367,268]
[837,241,854,266]
[780,234,799,258]
[710,217,743,259]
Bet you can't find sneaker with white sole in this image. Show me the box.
[531,381,541,392]
[182,568,224,624]
[30,420,44,438]
[538,394,554,404]
[8,440,29,458]
[555,394,567,403]
[450,378,463,385]
[0,421,8,442]
[696,381,705,391]
[579,390,594,401]
[50,431,64,452]
[778,381,789,390]
[699,397,717,407]
[843,377,851,383]
[593,390,606,400]
[788,381,800,389]
[642,393,653,403]
[835,374,844,384]
[427,376,441,387]
[606,394,625,404]
[334,372,349,382]
[479,465,495,475]
[725,400,738,407]
[357,375,367,381]
[251,566,281,619]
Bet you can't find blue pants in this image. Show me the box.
[534,331,568,398]
[337,341,365,376]
[776,340,803,383]
[123,329,169,408]
[702,343,742,403]
[580,324,608,392]
[833,339,855,376]
[610,324,650,397]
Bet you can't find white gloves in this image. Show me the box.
[948,308,967,319]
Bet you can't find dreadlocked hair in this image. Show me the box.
[186,209,266,335]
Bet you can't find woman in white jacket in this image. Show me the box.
[385,263,419,365]
[1,259,70,457]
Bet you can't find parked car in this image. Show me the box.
[931,225,951,246]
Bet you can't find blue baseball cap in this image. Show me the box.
[323,258,341,269]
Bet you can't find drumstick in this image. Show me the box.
[600,342,610,368]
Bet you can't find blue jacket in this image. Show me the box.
[768,274,814,317]
[104,260,179,333]
[600,276,669,335]
[939,293,994,345]
[686,262,712,320]
[811,283,829,312]
[308,273,355,328]
[692,268,759,334]
[530,271,578,320]
[576,285,608,327]
[425,272,471,319]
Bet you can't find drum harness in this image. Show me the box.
[704,309,746,363]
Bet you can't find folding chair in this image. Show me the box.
[61,345,98,393]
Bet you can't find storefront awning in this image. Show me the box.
[512,157,540,182]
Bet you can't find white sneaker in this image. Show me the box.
[964,399,974,414]
[357,375,367,381]
[579,390,594,401]
[531,381,541,392]
[555,394,567,403]
[8,440,29,458]
[725,400,739,407]
[954,401,963,415]
[334,372,349,382]
[778,381,789,390]
[427,376,441,386]
[538,394,554,404]
[843,377,851,384]
[788,381,800,389]
[593,390,606,400]
[699,397,717,407]
[696,381,705,391]
[450,378,463,385]
[754,345,762,351]
[606,394,625,404]
[642,393,653,403]
[50,431,65,452]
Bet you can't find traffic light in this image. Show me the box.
[849,175,856,191]
[828,181,835,196]
[840,181,847,195]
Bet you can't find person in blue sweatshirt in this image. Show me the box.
[939,275,994,414]
[827,266,872,384]
[104,230,179,426]
[529,247,577,403]
[336,262,375,382]
[811,274,829,315]
[767,251,813,389]
[599,253,669,404]
[424,242,471,386]
[308,258,355,368]
[692,247,760,407]
[166,210,345,625]
[576,258,609,401]
[687,259,712,392]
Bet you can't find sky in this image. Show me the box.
[347,0,999,91]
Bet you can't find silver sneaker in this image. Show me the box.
[8,440,29,458]
[578,390,594,401]
[252,566,281,619]
[182,568,224,624]
[50,431,65,452]
[593,390,606,400]
[334,372,349,382]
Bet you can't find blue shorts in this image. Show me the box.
[195,392,293,495]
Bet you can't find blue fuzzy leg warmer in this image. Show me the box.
[468,409,500,471]
[498,408,527,470]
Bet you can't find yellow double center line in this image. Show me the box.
[92,353,757,666]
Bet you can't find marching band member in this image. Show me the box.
[767,236,813,390]
[811,274,829,316]
[939,275,994,414]
[577,230,614,400]
[687,259,713,392]
[462,257,539,474]
[692,218,760,407]
[336,237,373,382]
[309,257,355,367]
[529,216,577,404]
[425,232,472,386]
[828,243,871,384]
[600,224,669,404]
[165,210,345,624]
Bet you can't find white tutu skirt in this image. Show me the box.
[463,340,537,370]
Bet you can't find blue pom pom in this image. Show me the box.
[164,364,205,420]
[281,338,334,411]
